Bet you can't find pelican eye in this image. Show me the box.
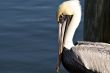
[59,15,67,24]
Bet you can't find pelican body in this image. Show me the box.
[56,0,110,73]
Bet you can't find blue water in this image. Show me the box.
[0,0,84,73]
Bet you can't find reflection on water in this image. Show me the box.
[0,0,84,73]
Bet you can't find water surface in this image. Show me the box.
[0,0,84,73]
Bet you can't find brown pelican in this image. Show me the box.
[56,0,110,73]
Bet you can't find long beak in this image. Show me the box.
[57,14,67,73]
[56,20,67,73]
[58,15,73,54]
[58,21,67,54]
[56,15,73,73]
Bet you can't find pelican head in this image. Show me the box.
[56,0,81,72]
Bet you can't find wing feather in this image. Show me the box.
[72,41,110,73]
